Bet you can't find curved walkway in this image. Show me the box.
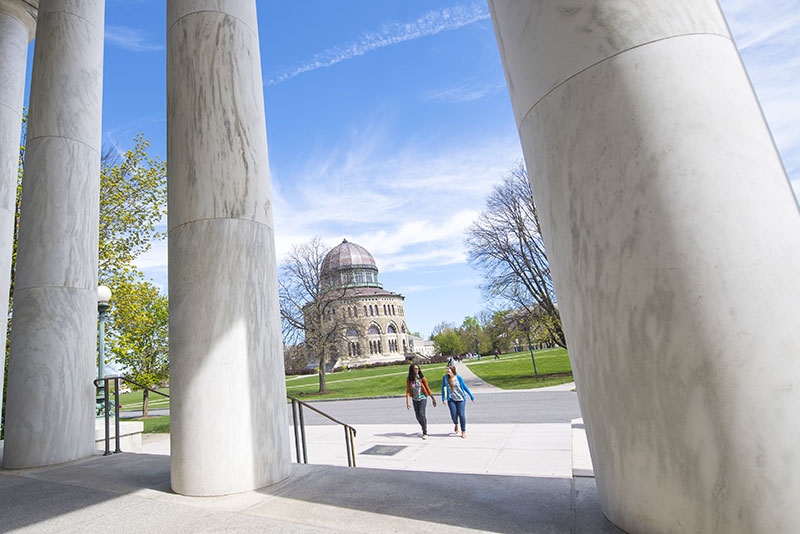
[452,359,502,392]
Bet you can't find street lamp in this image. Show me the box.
[97,285,112,412]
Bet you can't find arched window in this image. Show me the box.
[367,325,380,335]
[346,328,358,337]
[387,324,396,334]
[392,305,396,315]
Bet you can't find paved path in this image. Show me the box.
[2,382,621,533]
[451,359,503,391]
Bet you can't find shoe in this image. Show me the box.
[422,434,427,440]
[461,431,466,439]
[454,424,459,433]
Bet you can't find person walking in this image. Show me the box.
[406,363,437,439]
[441,364,475,438]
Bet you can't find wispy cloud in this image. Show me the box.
[271,127,522,273]
[720,0,800,194]
[423,80,506,103]
[265,2,490,85]
[105,25,164,52]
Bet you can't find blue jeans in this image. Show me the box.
[448,399,467,431]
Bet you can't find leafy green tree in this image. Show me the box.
[99,133,167,282]
[97,135,168,404]
[109,276,168,416]
[4,127,168,425]
[478,309,509,354]
[432,326,465,357]
[460,315,482,355]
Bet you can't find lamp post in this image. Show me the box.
[97,285,112,412]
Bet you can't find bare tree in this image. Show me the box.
[278,237,358,393]
[465,162,566,348]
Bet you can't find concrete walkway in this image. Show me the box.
[1,379,622,533]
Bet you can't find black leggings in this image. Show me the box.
[412,398,428,434]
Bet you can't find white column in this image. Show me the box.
[167,0,290,496]
[0,0,36,435]
[489,1,800,532]
[3,0,105,468]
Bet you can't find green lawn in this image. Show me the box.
[116,387,170,412]
[134,415,170,433]
[286,363,448,399]
[465,348,574,389]
[123,349,572,432]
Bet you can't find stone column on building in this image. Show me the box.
[489,1,800,532]
[3,0,105,468]
[167,0,290,496]
[0,0,37,432]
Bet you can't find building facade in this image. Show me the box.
[312,239,411,368]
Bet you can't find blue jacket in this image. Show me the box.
[441,374,474,402]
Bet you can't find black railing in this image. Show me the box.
[289,397,357,467]
[93,376,169,456]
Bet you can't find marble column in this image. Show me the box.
[167,0,290,496]
[3,0,104,468]
[0,0,36,434]
[489,1,800,532]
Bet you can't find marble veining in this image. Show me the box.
[0,6,32,401]
[25,8,104,149]
[491,1,800,531]
[489,0,729,126]
[167,0,257,35]
[168,220,290,495]
[3,0,104,469]
[15,137,100,289]
[3,287,97,468]
[167,0,289,496]
[167,9,272,227]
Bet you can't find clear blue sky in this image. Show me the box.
[25,1,800,339]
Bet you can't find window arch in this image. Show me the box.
[387,324,396,334]
[367,325,380,335]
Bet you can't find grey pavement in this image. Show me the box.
[0,372,624,533]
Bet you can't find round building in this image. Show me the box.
[318,239,411,367]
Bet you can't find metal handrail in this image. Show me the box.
[93,375,169,456]
[288,396,357,467]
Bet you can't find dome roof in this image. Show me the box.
[321,239,377,274]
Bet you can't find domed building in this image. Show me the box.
[312,239,412,368]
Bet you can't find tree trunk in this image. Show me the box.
[318,354,328,393]
[526,332,538,375]
[142,388,150,417]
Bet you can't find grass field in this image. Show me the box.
[117,388,170,412]
[466,348,574,389]
[285,347,572,398]
[122,348,572,432]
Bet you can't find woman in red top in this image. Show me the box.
[406,363,437,439]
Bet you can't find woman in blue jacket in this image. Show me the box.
[441,364,474,438]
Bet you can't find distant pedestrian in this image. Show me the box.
[441,364,475,438]
[446,355,456,366]
[406,364,437,439]
[494,349,499,360]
